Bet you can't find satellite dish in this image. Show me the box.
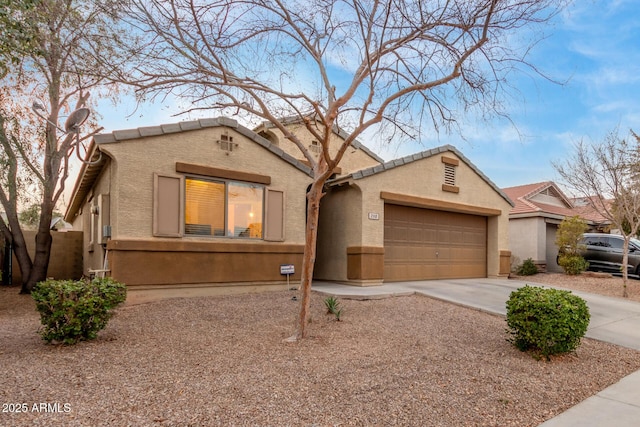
[32,101,46,112]
[64,108,90,133]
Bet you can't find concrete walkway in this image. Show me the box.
[312,278,640,427]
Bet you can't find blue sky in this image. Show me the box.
[94,0,639,192]
[456,0,640,190]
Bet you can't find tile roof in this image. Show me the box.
[501,181,609,224]
[502,181,560,215]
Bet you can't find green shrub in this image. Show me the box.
[32,277,126,345]
[506,285,590,359]
[555,216,588,256]
[516,258,538,276]
[558,254,589,275]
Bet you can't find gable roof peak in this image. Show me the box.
[255,115,384,164]
[329,144,514,207]
[502,181,572,205]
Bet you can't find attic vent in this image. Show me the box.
[441,156,460,193]
[444,163,456,186]
[309,140,321,154]
[217,132,238,152]
[541,187,559,197]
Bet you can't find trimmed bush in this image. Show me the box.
[516,258,538,276]
[32,277,126,345]
[506,285,590,359]
[558,254,589,275]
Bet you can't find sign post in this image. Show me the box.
[280,264,295,290]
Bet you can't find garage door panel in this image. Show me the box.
[450,230,462,242]
[438,229,450,242]
[384,204,487,281]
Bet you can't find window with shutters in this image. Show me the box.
[153,173,284,241]
[185,177,264,238]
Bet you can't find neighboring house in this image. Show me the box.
[502,181,608,272]
[65,116,514,299]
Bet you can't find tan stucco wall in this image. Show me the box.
[98,126,312,244]
[320,149,512,281]
[315,184,363,281]
[257,123,381,175]
[508,216,547,265]
[70,160,112,275]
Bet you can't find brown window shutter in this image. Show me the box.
[264,189,285,241]
[153,173,184,237]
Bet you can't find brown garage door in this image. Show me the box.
[384,204,487,281]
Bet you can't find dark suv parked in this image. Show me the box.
[579,233,640,275]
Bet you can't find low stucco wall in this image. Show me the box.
[106,239,304,287]
[11,230,83,283]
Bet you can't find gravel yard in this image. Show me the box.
[2,273,640,427]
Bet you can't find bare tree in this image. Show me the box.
[119,0,565,339]
[0,0,127,293]
[555,129,640,297]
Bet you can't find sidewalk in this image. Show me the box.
[312,278,640,427]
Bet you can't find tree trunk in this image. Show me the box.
[20,229,53,293]
[9,225,33,292]
[622,236,630,298]
[291,180,324,341]
[19,201,54,294]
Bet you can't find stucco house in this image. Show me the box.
[502,181,608,272]
[65,116,514,299]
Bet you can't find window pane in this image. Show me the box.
[609,237,624,249]
[185,178,225,236]
[228,182,263,238]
